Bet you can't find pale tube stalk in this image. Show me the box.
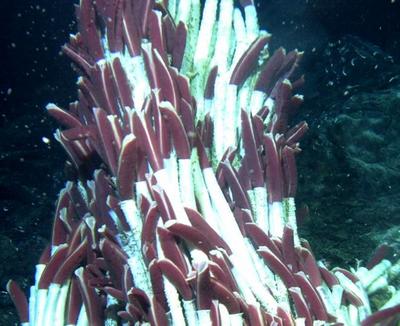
[75,305,88,326]
[191,151,221,232]
[253,187,269,232]
[197,310,212,325]
[54,282,70,326]
[212,0,234,73]
[183,300,198,325]
[43,283,62,326]
[156,228,186,325]
[250,90,266,115]
[34,288,48,326]
[284,198,300,246]
[223,84,238,156]
[268,201,284,238]
[178,158,196,209]
[203,167,278,310]
[244,4,259,42]
[155,168,190,225]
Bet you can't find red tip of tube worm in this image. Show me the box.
[292,75,305,90]
[258,247,297,288]
[75,267,105,326]
[241,109,264,187]
[60,125,96,142]
[93,107,119,175]
[143,241,158,264]
[318,265,339,288]
[47,103,82,128]
[128,287,151,313]
[53,208,73,247]
[196,260,213,310]
[100,62,121,117]
[247,304,265,326]
[154,50,179,110]
[142,44,159,91]
[201,113,213,149]
[230,35,271,86]
[282,226,298,272]
[102,286,125,302]
[210,300,221,326]
[255,106,270,122]
[157,226,189,275]
[7,280,29,323]
[277,307,295,326]
[150,296,169,326]
[100,0,124,53]
[175,73,192,104]
[276,49,303,82]
[204,66,219,99]
[254,47,286,94]
[239,0,254,7]
[142,202,161,245]
[332,267,360,284]
[164,220,214,253]
[39,244,52,265]
[172,22,187,70]
[152,185,176,221]
[77,0,104,61]
[237,163,252,193]
[185,207,233,255]
[263,133,283,203]
[99,238,128,289]
[38,244,69,289]
[106,195,130,232]
[195,136,211,169]
[118,309,136,323]
[159,101,191,159]
[163,13,176,55]
[208,262,228,284]
[344,290,364,307]
[285,121,308,146]
[140,0,153,38]
[66,278,83,325]
[148,10,167,60]
[132,111,163,172]
[288,287,313,326]
[180,98,196,142]
[117,134,138,200]
[61,44,93,76]
[122,0,141,56]
[361,304,400,326]
[282,145,298,198]
[366,244,391,270]
[111,57,135,108]
[125,300,144,323]
[271,80,292,135]
[53,238,89,285]
[293,272,328,321]
[209,250,239,293]
[288,94,304,119]
[244,223,282,257]
[210,278,241,314]
[157,258,193,300]
[298,247,322,288]
[220,160,252,210]
[149,259,169,311]
[234,208,253,236]
[150,92,171,160]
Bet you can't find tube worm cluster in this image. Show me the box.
[7,0,400,325]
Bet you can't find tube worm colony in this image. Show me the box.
[7,0,400,325]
